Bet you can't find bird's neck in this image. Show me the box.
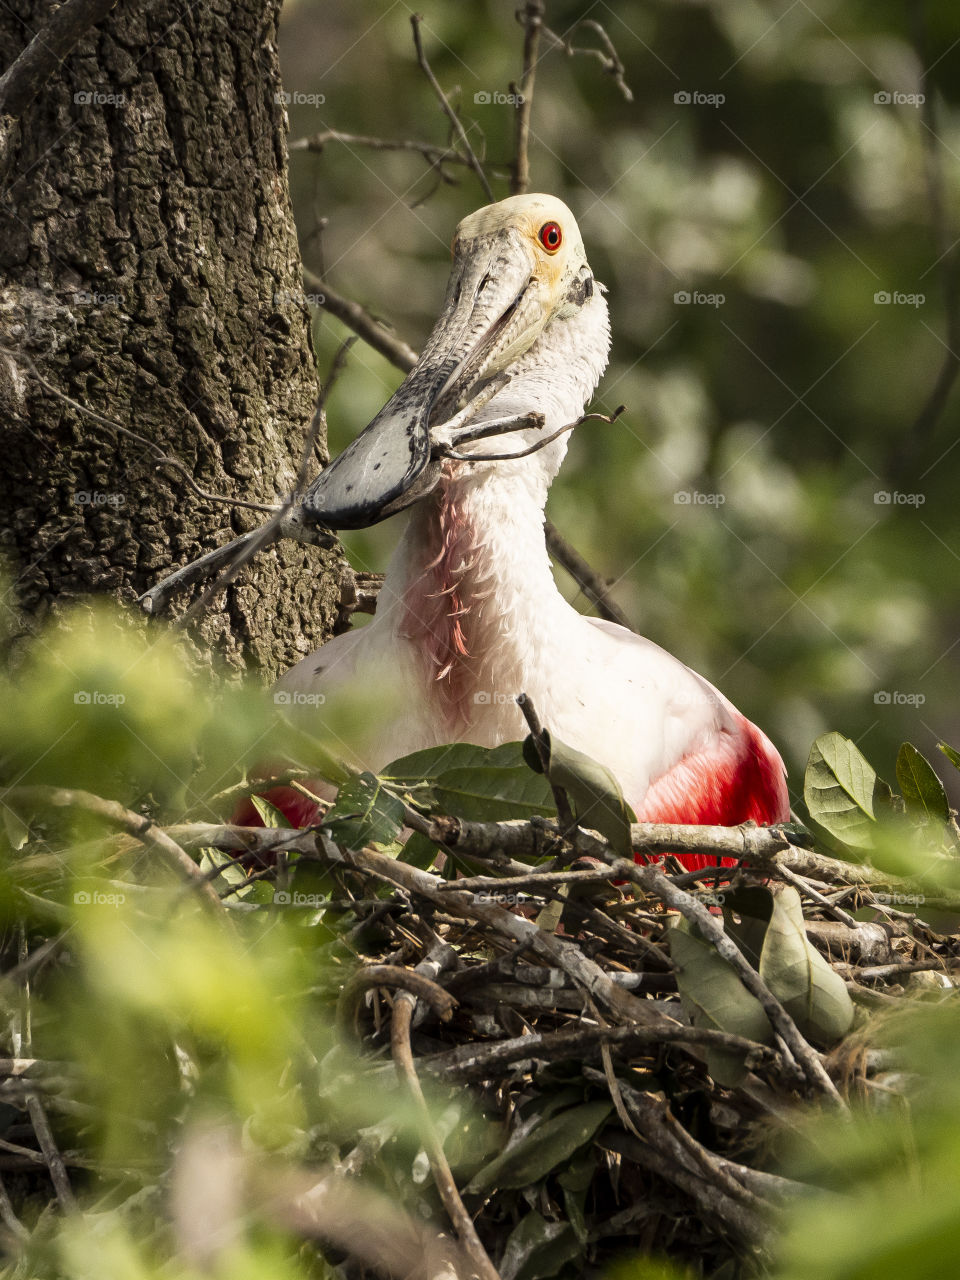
[378,289,610,731]
[381,464,567,730]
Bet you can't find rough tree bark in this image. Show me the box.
[0,0,342,678]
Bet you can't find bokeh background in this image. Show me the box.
[277,0,960,811]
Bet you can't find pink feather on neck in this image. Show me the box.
[398,473,488,729]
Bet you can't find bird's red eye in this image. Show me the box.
[538,221,562,253]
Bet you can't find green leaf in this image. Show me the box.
[384,742,555,822]
[937,741,960,774]
[803,732,884,851]
[323,773,404,850]
[499,1211,579,1280]
[897,743,951,825]
[522,732,635,857]
[464,1101,612,1195]
[669,917,774,1086]
[249,795,293,829]
[730,885,854,1047]
[397,831,440,871]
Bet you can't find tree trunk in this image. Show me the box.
[0,0,341,679]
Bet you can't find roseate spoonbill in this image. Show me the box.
[259,195,789,865]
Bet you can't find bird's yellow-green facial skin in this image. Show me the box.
[452,193,585,300]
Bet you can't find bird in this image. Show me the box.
[244,194,789,867]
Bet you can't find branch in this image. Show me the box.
[3,787,224,911]
[608,857,844,1105]
[435,406,624,462]
[140,340,354,619]
[12,352,276,514]
[511,0,546,195]
[290,128,472,172]
[410,14,494,203]
[304,269,417,373]
[542,19,633,102]
[390,946,500,1280]
[544,521,632,629]
[516,691,576,830]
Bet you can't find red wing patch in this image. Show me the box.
[633,715,789,871]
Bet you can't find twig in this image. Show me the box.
[516,692,577,833]
[291,128,471,172]
[542,19,633,102]
[0,1173,27,1241]
[305,270,417,372]
[436,406,623,462]
[777,864,859,928]
[147,339,353,622]
[338,963,457,1040]
[544,521,632,628]
[17,355,276,514]
[410,14,494,203]
[390,950,500,1280]
[24,1093,76,1210]
[4,787,224,910]
[511,0,546,195]
[419,1019,777,1083]
[608,857,845,1105]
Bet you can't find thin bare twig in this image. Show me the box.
[609,857,845,1105]
[410,14,494,203]
[166,339,354,624]
[511,0,546,195]
[11,353,276,514]
[516,692,576,832]
[290,128,471,172]
[305,269,418,372]
[390,948,500,1280]
[3,786,223,910]
[436,406,624,462]
[542,19,633,101]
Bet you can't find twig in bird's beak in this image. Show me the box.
[435,405,626,463]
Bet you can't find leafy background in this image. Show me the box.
[278,0,960,806]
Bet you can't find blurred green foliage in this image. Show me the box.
[278,0,960,808]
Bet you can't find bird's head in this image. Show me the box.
[302,194,607,529]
